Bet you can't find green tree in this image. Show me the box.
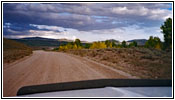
[145,36,162,50]
[121,41,127,48]
[145,36,154,48]
[116,44,122,48]
[84,43,91,49]
[105,40,116,48]
[160,18,172,49]
[75,39,81,46]
[112,42,116,47]
[59,39,84,51]
[133,41,137,47]
[74,38,83,49]
[105,40,110,48]
[129,41,137,47]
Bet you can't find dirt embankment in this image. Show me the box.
[3,38,32,63]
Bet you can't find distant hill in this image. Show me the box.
[100,39,120,44]
[3,38,32,63]
[12,37,69,47]
[127,39,147,45]
[22,37,54,40]
[9,37,147,49]
[58,38,74,42]
[106,39,120,43]
[3,38,32,50]
[10,37,90,49]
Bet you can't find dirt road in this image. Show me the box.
[3,50,135,97]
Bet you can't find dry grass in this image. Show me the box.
[3,38,33,63]
[65,48,172,79]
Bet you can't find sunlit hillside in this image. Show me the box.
[3,38,32,63]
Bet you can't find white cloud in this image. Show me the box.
[7,29,20,34]
[111,6,171,20]
[4,23,11,28]
[149,9,172,20]
[4,3,172,32]
[6,23,165,42]
[30,24,65,32]
[5,23,11,26]
[28,24,163,42]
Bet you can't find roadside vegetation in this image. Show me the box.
[3,38,33,63]
[54,18,172,79]
[66,48,171,79]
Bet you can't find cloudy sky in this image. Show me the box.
[3,3,172,42]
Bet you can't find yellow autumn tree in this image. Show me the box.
[73,44,78,49]
[59,46,65,51]
[90,42,107,49]
[155,43,161,50]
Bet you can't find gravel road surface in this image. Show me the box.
[3,50,135,97]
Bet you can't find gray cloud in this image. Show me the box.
[3,3,172,41]
[3,3,172,31]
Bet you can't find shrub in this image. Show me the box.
[145,36,163,50]
[90,42,107,49]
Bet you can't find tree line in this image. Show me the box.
[145,18,172,50]
[56,39,139,51]
[57,18,172,51]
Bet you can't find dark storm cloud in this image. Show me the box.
[3,3,172,41]
[3,3,172,31]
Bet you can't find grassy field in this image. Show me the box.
[65,48,172,79]
[3,38,33,63]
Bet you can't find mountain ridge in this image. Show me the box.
[127,39,147,45]
[9,37,147,47]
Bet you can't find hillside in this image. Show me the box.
[127,39,147,45]
[3,38,32,63]
[11,37,147,49]
[11,37,90,50]
[12,37,67,47]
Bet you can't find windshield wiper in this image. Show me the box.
[17,79,172,96]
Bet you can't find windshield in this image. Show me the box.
[2,2,172,98]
